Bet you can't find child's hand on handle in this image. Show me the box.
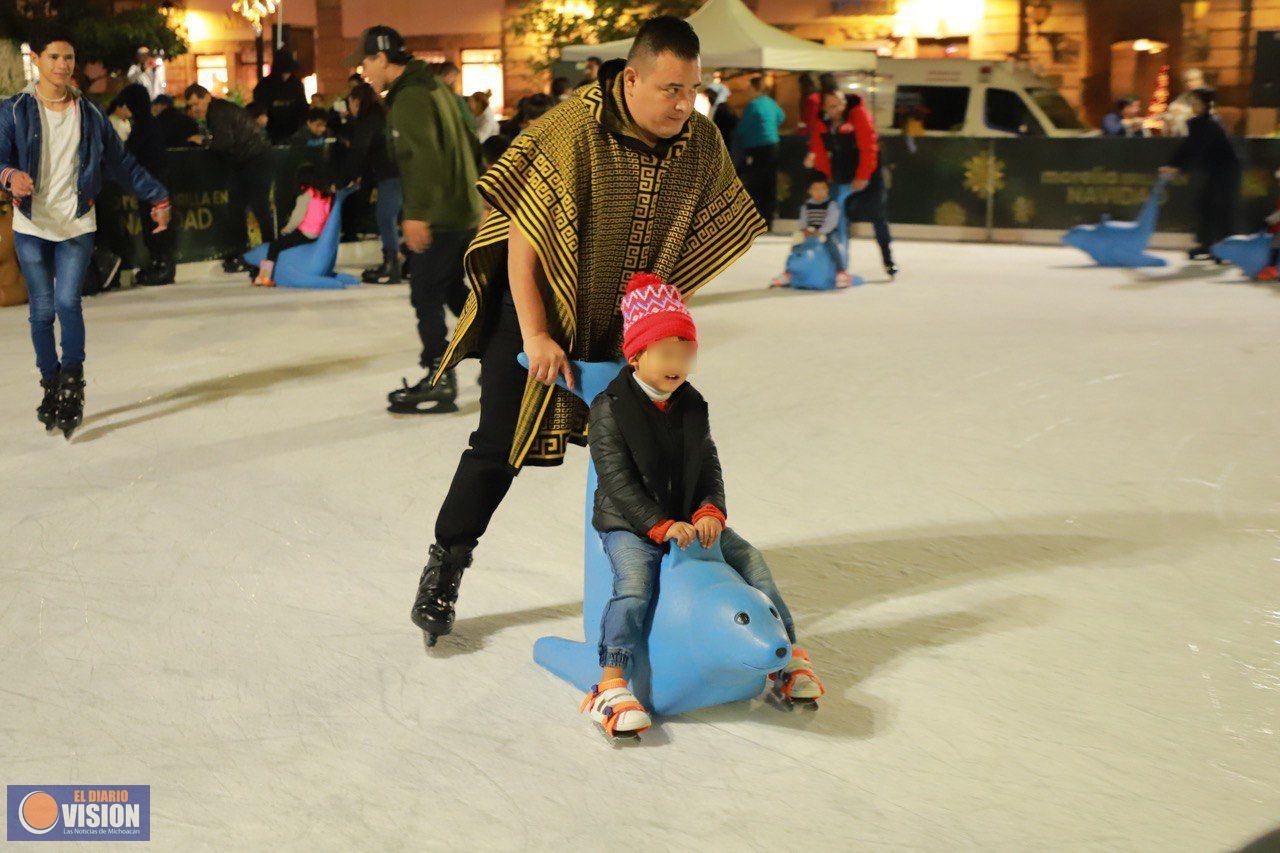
[665,522,697,550]
[524,332,574,390]
[693,515,723,548]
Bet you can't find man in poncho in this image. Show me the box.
[410,16,767,644]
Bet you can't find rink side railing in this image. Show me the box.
[88,137,1280,267]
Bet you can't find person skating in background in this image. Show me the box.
[811,91,896,278]
[184,83,277,274]
[253,163,335,288]
[1159,88,1240,262]
[349,26,481,414]
[1,29,171,439]
[338,81,403,285]
[111,83,177,286]
[253,51,308,144]
[580,273,825,738]
[770,171,853,289]
[733,75,786,230]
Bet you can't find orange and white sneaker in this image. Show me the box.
[1256,265,1278,282]
[579,677,651,739]
[769,647,826,702]
[252,275,275,288]
[770,272,792,288]
[834,271,854,289]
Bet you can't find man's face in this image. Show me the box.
[307,118,327,136]
[585,59,599,79]
[151,102,165,117]
[36,41,75,89]
[623,51,701,141]
[361,53,389,91]
[441,68,458,88]
[822,92,844,122]
[187,93,210,120]
[1122,101,1140,119]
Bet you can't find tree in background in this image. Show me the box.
[1,0,187,75]
[510,0,702,73]
[0,40,24,98]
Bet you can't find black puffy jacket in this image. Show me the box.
[589,367,726,537]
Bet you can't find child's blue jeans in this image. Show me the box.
[597,528,797,671]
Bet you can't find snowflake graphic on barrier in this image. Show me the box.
[1012,196,1036,225]
[963,153,1006,196]
[934,201,967,226]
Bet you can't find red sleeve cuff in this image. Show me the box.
[692,504,726,525]
[648,519,676,545]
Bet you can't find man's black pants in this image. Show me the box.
[1194,169,1240,251]
[226,156,276,258]
[434,297,527,549]
[744,143,780,227]
[409,228,475,368]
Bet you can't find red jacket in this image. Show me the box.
[808,102,880,184]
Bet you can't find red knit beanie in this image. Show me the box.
[620,272,698,361]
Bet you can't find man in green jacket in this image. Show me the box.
[348,26,481,412]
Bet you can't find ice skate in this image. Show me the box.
[1257,265,1278,282]
[834,271,854,289]
[54,368,85,440]
[37,376,59,432]
[768,647,825,707]
[387,359,457,414]
[411,543,472,646]
[769,271,792,288]
[579,677,651,743]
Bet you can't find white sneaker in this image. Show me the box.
[770,272,792,288]
[579,677,652,737]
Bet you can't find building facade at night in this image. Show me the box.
[106,0,1280,132]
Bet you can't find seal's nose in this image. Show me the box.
[776,647,787,658]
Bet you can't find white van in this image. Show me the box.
[837,58,1090,138]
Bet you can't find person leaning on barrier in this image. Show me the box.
[183,84,277,274]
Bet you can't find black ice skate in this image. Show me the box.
[54,368,86,440]
[361,252,402,284]
[37,376,59,431]
[411,543,473,646]
[387,359,457,414]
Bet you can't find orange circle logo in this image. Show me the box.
[19,791,59,834]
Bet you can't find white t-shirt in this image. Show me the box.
[13,98,97,242]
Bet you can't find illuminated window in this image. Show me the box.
[461,48,503,114]
[414,50,448,64]
[195,54,229,95]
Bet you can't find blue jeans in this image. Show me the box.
[819,233,844,272]
[14,232,95,380]
[597,528,797,671]
[375,177,403,258]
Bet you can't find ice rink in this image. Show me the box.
[2,236,1278,850]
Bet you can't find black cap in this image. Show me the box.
[344,26,411,67]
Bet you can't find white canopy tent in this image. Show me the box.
[559,0,875,73]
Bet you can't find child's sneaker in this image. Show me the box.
[252,274,275,287]
[1257,265,1277,282]
[579,677,651,738]
[768,647,826,702]
[769,272,792,288]
[834,271,853,288]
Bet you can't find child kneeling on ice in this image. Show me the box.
[580,273,825,737]
[253,163,334,287]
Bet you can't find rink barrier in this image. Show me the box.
[83,136,1280,270]
[776,135,1280,239]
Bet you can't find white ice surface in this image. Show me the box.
[1,238,1278,851]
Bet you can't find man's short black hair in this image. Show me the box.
[307,107,329,123]
[439,61,459,75]
[587,55,602,65]
[28,26,76,57]
[807,170,830,188]
[183,83,210,101]
[749,75,765,90]
[627,15,700,65]
[1191,87,1216,109]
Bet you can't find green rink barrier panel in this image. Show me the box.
[95,138,1280,267]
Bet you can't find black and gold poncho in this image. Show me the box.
[430,76,766,470]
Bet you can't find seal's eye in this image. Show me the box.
[769,607,779,619]
[735,612,750,625]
